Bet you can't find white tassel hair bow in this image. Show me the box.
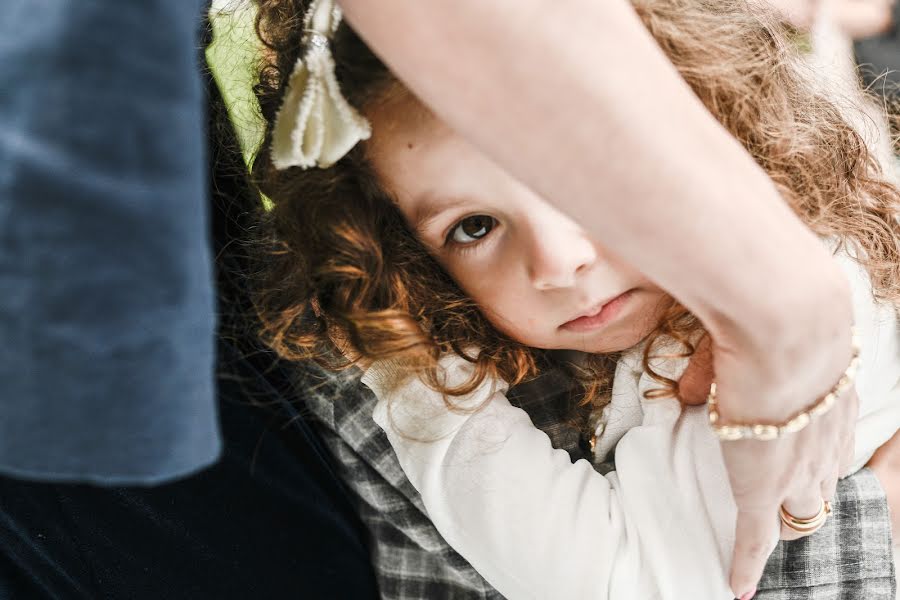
[270,0,372,170]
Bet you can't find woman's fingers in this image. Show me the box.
[781,392,855,540]
[819,460,839,505]
[723,439,782,598]
[730,506,780,599]
[723,387,859,596]
[779,490,830,541]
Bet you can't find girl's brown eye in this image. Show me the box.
[449,215,496,244]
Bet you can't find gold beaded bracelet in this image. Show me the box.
[707,327,861,441]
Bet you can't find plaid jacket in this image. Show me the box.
[298,364,896,600]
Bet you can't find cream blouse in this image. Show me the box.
[363,253,899,600]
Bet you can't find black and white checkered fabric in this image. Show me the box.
[757,469,896,599]
[297,364,896,599]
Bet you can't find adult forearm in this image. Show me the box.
[338,0,852,374]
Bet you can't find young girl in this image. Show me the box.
[251,0,900,597]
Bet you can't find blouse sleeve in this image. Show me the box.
[364,355,737,600]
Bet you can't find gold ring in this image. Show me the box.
[779,499,832,534]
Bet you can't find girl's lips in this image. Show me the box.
[560,290,634,332]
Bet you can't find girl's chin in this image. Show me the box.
[505,323,651,354]
[564,328,650,354]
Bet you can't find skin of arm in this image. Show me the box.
[337,2,857,594]
[337,0,854,428]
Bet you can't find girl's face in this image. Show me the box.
[367,100,669,354]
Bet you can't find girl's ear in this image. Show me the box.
[678,335,714,406]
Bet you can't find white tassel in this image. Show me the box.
[270,0,372,170]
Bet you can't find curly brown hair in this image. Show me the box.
[250,0,900,410]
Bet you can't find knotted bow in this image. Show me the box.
[270,0,372,170]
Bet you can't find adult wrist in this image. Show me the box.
[705,254,854,422]
[707,325,860,440]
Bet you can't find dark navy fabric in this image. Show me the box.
[0,340,379,600]
[0,0,220,483]
[0,44,381,598]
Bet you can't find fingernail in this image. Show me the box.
[738,587,757,600]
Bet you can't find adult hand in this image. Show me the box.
[771,387,859,544]
[711,317,858,599]
[679,325,859,599]
[678,328,856,597]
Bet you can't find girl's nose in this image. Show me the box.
[528,228,598,291]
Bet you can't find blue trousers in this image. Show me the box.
[0,0,219,483]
